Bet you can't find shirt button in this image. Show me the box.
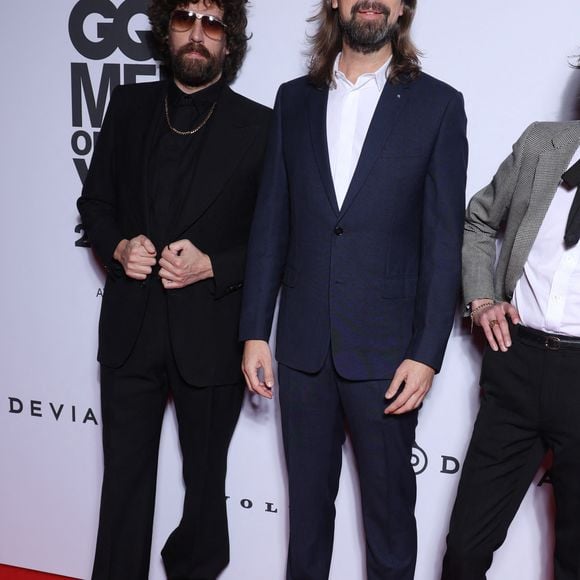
[334,226,344,236]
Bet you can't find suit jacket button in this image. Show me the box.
[334,226,344,236]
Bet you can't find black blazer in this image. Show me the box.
[78,80,271,386]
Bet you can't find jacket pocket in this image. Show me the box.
[382,276,417,299]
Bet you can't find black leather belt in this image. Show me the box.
[517,325,580,351]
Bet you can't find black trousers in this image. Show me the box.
[279,353,418,580]
[91,290,244,580]
[442,324,580,580]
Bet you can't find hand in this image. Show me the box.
[384,359,435,415]
[242,340,275,399]
[158,239,213,289]
[471,299,521,352]
[113,235,157,280]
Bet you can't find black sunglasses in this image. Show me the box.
[169,10,227,41]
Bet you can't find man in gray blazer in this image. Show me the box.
[441,117,580,580]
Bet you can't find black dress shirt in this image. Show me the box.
[148,78,224,251]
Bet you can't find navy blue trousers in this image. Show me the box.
[279,353,418,580]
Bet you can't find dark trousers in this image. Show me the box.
[278,353,418,580]
[442,325,580,580]
[91,290,243,580]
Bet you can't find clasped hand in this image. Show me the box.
[114,235,213,288]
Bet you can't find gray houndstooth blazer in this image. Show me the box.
[462,121,580,307]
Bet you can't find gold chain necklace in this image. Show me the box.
[164,96,216,136]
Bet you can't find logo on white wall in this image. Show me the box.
[412,442,462,477]
[412,443,428,474]
[70,0,159,248]
[8,396,99,425]
[226,495,280,515]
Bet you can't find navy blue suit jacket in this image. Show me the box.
[240,73,468,381]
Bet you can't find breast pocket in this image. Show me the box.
[379,153,423,160]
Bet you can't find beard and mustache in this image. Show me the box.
[170,2,397,85]
[170,42,225,88]
[339,0,398,55]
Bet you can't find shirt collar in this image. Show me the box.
[168,76,225,109]
[332,52,390,92]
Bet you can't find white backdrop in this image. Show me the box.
[0,1,578,579]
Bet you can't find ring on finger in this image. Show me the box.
[489,319,499,329]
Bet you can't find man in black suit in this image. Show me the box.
[77,2,269,579]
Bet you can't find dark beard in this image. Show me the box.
[171,43,223,88]
[339,1,396,55]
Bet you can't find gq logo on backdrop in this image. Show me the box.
[69,0,152,61]
[70,0,158,247]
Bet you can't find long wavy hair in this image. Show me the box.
[148,0,249,83]
[307,0,421,88]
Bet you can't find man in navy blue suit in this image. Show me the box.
[240,1,467,578]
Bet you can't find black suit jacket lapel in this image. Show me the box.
[308,86,340,216]
[129,82,165,236]
[339,81,409,217]
[170,86,258,238]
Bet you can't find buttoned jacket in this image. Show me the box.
[240,73,468,379]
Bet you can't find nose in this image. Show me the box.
[188,17,205,43]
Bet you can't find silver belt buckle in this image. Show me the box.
[545,336,561,350]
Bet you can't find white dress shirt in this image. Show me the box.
[512,146,580,335]
[326,54,390,209]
